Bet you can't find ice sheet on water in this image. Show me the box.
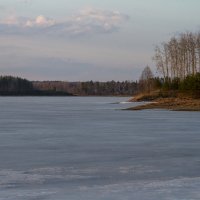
[0,167,96,189]
[1,177,200,200]
[0,97,200,200]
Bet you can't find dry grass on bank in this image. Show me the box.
[127,91,200,111]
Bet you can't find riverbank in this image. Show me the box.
[127,95,200,111]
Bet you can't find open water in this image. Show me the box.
[0,97,200,200]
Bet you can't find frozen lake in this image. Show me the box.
[0,97,200,200]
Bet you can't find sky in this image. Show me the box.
[0,0,200,81]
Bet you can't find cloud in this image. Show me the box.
[0,15,55,27]
[25,15,55,27]
[67,7,129,35]
[0,15,19,25]
[0,8,129,37]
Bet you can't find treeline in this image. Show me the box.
[0,76,138,96]
[81,81,138,95]
[154,73,200,97]
[0,76,33,95]
[0,76,72,96]
[33,81,138,96]
[138,72,200,98]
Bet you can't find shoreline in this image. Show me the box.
[126,97,200,111]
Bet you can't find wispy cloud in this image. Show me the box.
[0,15,55,27]
[0,8,129,37]
[67,7,129,35]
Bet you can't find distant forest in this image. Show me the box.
[33,81,138,96]
[0,76,35,96]
[0,76,72,96]
[0,76,138,96]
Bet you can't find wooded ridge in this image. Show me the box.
[0,76,138,96]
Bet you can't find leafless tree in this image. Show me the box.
[139,66,154,93]
[153,32,200,81]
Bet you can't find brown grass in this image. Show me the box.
[127,91,200,111]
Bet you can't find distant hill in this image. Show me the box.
[0,76,72,96]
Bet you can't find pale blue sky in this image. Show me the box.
[0,0,200,81]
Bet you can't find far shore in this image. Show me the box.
[126,96,200,111]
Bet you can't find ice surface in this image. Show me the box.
[0,97,200,199]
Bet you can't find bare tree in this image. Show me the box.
[139,66,154,93]
[196,33,200,72]
[153,32,200,81]
[153,46,166,79]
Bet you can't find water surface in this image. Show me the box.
[0,97,200,200]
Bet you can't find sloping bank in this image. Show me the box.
[126,96,200,111]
